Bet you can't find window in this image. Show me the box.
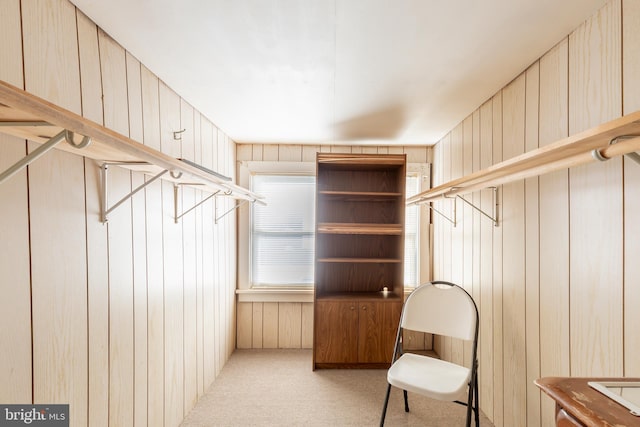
[250,174,315,286]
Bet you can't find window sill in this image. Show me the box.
[236,287,418,303]
[236,288,314,303]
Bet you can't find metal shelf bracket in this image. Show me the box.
[215,198,250,224]
[428,199,457,226]
[0,128,92,185]
[173,184,219,223]
[100,162,166,223]
[454,187,499,227]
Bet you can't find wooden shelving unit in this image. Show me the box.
[407,110,640,205]
[0,80,264,222]
[313,153,406,369]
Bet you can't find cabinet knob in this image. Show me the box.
[362,306,367,310]
[350,306,355,310]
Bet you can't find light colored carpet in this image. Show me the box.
[180,349,493,427]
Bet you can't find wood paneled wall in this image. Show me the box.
[431,1,640,425]
[0,1,237,426]
[235,144,431,349]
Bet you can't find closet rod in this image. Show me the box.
[409,134,640,205]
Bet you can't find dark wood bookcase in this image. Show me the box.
[313,153,406,369]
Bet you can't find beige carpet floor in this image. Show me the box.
[180,349,493,427]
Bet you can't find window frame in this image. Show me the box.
[237,161,316,302]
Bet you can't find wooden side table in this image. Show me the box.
[535,377,640,426]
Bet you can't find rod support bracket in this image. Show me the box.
[593,135,640,165]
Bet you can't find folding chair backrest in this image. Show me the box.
[401,282,477,341]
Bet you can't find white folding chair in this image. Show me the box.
[380,281,479,426]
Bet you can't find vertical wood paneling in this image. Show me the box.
[450,125,464,366]
[252,303,264,348]
[278,144,302,161]
[23,3,88,427]
[0,0,23,85]
[84,162,110,427]
[492,92,504,427]
[200,119,215,387]
[0,138,31,403]
[568,0,623,377]
[100,29,136,427]
[77,12,109,427]
[180,101,198,415]
[471,109,481,374]
[77,12,102,124]
[263,144,279,161]
[214,129,223,375]
[236,303,253,349]
[263,302,279,348]
[462,116,473,293]
[501,74,526,427]
[107,166,135,427]
[160,83,185,426]
[0,0,31,405]
[252,144,264,160]
[623,0,640,376]
[278,303,302,348]
[301,303,314,348]
[141,65,165,427]
[538,38,571,426]
[130,170,149,427]
[524,61,541,427]
[194,114,205,399]
[22,0,81,113]
[478,100,494,419]
[404,146,428,163]
[227,139,235,357]
[125,52,148,427]
[29,147,88,425]
[236,144,252,161]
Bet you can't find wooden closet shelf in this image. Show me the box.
[317,222,403,235]
[319,190,403,198]
[317,257,402,264]
[407,110,640,205]
[317,153,406,168]
[316,291,403,301]
[0,80,264,203]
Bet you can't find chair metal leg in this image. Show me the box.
[403,389,409,412]
[474,373,480,426]
[466,370,477,427]
[464,369,480,426]
[380,384,392,427]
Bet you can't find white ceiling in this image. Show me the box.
[70,0,606,146]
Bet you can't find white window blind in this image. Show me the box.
[251,174,316,286]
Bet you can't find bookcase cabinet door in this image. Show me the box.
[314,301,359,364]
[358,301,402,364]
